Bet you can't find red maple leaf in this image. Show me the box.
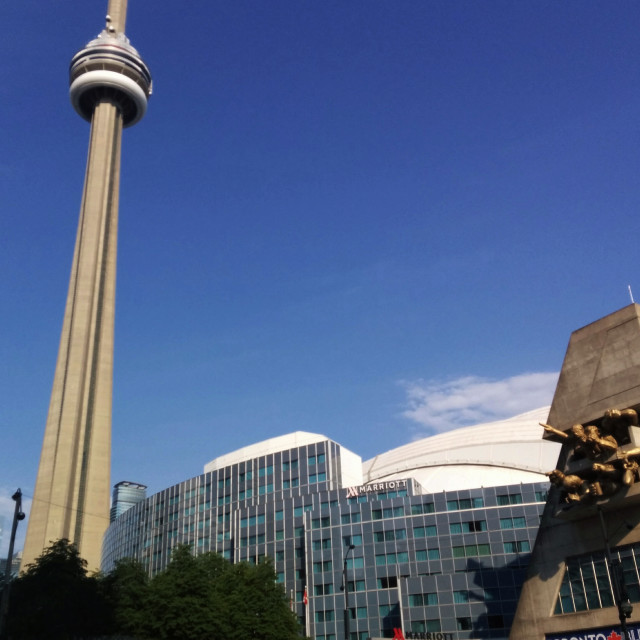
[608,631,622,640]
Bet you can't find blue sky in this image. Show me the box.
[2,0,640,555]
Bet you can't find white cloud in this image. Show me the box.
[0,487,30,559]
[401,371,558,434]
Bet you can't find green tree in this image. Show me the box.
[220,558,302,640]
[101,558,150,638]
[144,545,221,640]
[7,539,109,639]
[141,545,302,640]
[7,541,304,640]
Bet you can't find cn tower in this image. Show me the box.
[22,0,151,571]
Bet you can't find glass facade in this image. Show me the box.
[109,480,147,523]
[554,541,640,615]
[102,435,548,639]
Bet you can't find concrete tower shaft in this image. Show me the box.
[21,0,150,572]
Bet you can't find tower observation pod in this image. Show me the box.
[21,0,151,573]
[69,15,152,127]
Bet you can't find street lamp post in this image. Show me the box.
[341,544,356,640]
[0,489,26,640]
[597,507,633,640]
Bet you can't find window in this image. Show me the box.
[457,617,472,631]
[341,512,361,524]
[375,552,409,565]
[453,590,470,604]
[377,576,398,589]
[315,583,334,596]
[240,514,265,528]
[416,548,440,561]
[275,550,285,561]
[275,530,284,540]
[376,489,408,499]
[374,529,407,542]
[452,543,491,557]
[497,493,523,505]
[313,538,331,551]
[258,465,273,477]
[500,516,526,529]
[414,525,437,538]
[313,561,333,573]
[378,604,398,617]
[408,593,438,606]
[535,490,548,502]
[258,483,273,495]
[504,540,531,553]
[294,526,304,536]
[275,509,284,521]
[315,610,335,623]
[372,507,404,520]
[346,579,366,592]
[408,621,441,634]
[312,517,330,529]
[446,497,484,510]
[344,534,362,546]
[345,557,365,569]
[283,478,299,489]
[240,534,265,547]
[348,607,368,619]
[449,520,487,534]
[411,503,435,515]
[276,571,284,583]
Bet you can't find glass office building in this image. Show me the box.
[109,480,148,523]
[102,409,559,640]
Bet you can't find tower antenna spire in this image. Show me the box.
[107,0,128,33]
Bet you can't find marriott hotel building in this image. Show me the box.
[102,408,558,640]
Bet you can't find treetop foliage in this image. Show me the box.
[4,540,305,640]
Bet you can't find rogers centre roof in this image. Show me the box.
[363,407,560,492]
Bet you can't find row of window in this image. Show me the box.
[229,516,528,541]
[451,540,530,557]
[300,576,448,599]
[153,482,546,514]
[170,494,541,526]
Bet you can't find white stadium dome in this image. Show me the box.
[362,407,560,492]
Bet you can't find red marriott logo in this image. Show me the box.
[398,630,453,640]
